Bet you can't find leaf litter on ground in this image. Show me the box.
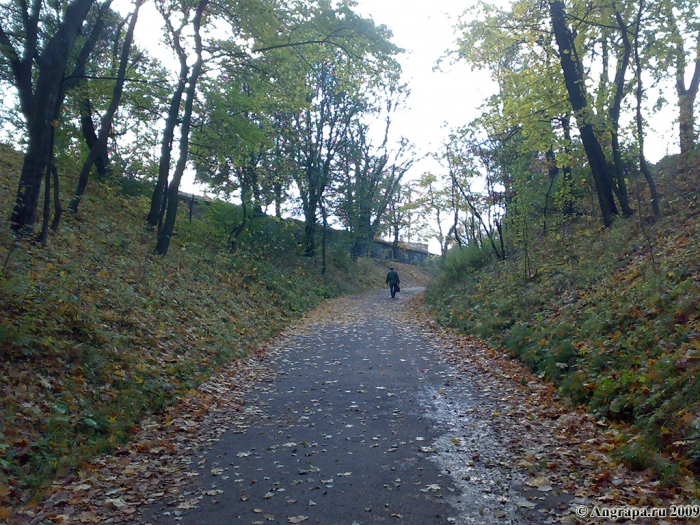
[7,288,699,525]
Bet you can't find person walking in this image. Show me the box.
[385,267,400,299]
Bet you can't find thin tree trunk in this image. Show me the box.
[321,200,328,275]
[549,0,619,226]
[304,202,317,258]
[156,179,168,234]
[392,225,400,260]
[273,181,283,219]
[633,0,660,217]
[156,0,207,256]
[228,191,249,252]
[78,95,110,178]
[560,116,575,215]
[678,90,699,154]
[70,0,143,213]
[147,48,188,226]
[8,0,96,234]
[610,6,634,216]
[667,5,700,154]
[496,218,506,261]
[455,181,503,260]
[543,146,558,234]
[50,165,62,231]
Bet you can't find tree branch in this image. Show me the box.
[64,74,170,85]
[0,23,20,69]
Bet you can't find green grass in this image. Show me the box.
[0,144,412,509]
[426,154,700,487]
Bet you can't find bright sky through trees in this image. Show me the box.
[111,0,682,253]
[352,0,677,165]
[352,0,496,171]
[124,0,680,181]
[123,0,497,196]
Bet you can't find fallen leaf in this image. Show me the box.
[517,499,536,509]
[77,511,98,523]
[176,498,200,510]
[288,516,308,524]
[525,476,549,488]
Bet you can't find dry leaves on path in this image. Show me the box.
[7,289,698,525]
[400,292,698,524]
[8,354,276,525]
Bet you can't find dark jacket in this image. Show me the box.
[385,270,400,285]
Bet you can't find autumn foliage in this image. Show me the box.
[426,151,700,486]
[0,144,407,510]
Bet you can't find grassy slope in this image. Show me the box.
[0,144,432,509]
[426,152,700,487]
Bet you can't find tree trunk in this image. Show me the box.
[147,60,188,226]
[665,5,700,154]
[50,165,63,231]
[609,7,634,216]
[273,181,283,219]
[303,202,317,258]
[679,90,698,154]
[353,237,367,258]
[392,225,400,260]
[37,151,52,245]
[70,0,143,213]
[8,0,97,234]
[560,116,575,215]
[543,146,558,234]
[156,0,208,256]
[321,201,328,275]
[633,0,660,217]
[78,95,110,178]
[228,188,249,252]
[549,0,619,227]
[454,178,503,260]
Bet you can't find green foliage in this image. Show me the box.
[0,146,402,507]
[426,157,700,484]
[443,243,494,277]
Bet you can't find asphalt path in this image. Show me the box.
[144,289,558,525]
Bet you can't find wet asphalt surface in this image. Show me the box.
[144,289,563,525]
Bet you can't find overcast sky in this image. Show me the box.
[351,0,494,172]
[128,0,493,186]
[128,0,679,180]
